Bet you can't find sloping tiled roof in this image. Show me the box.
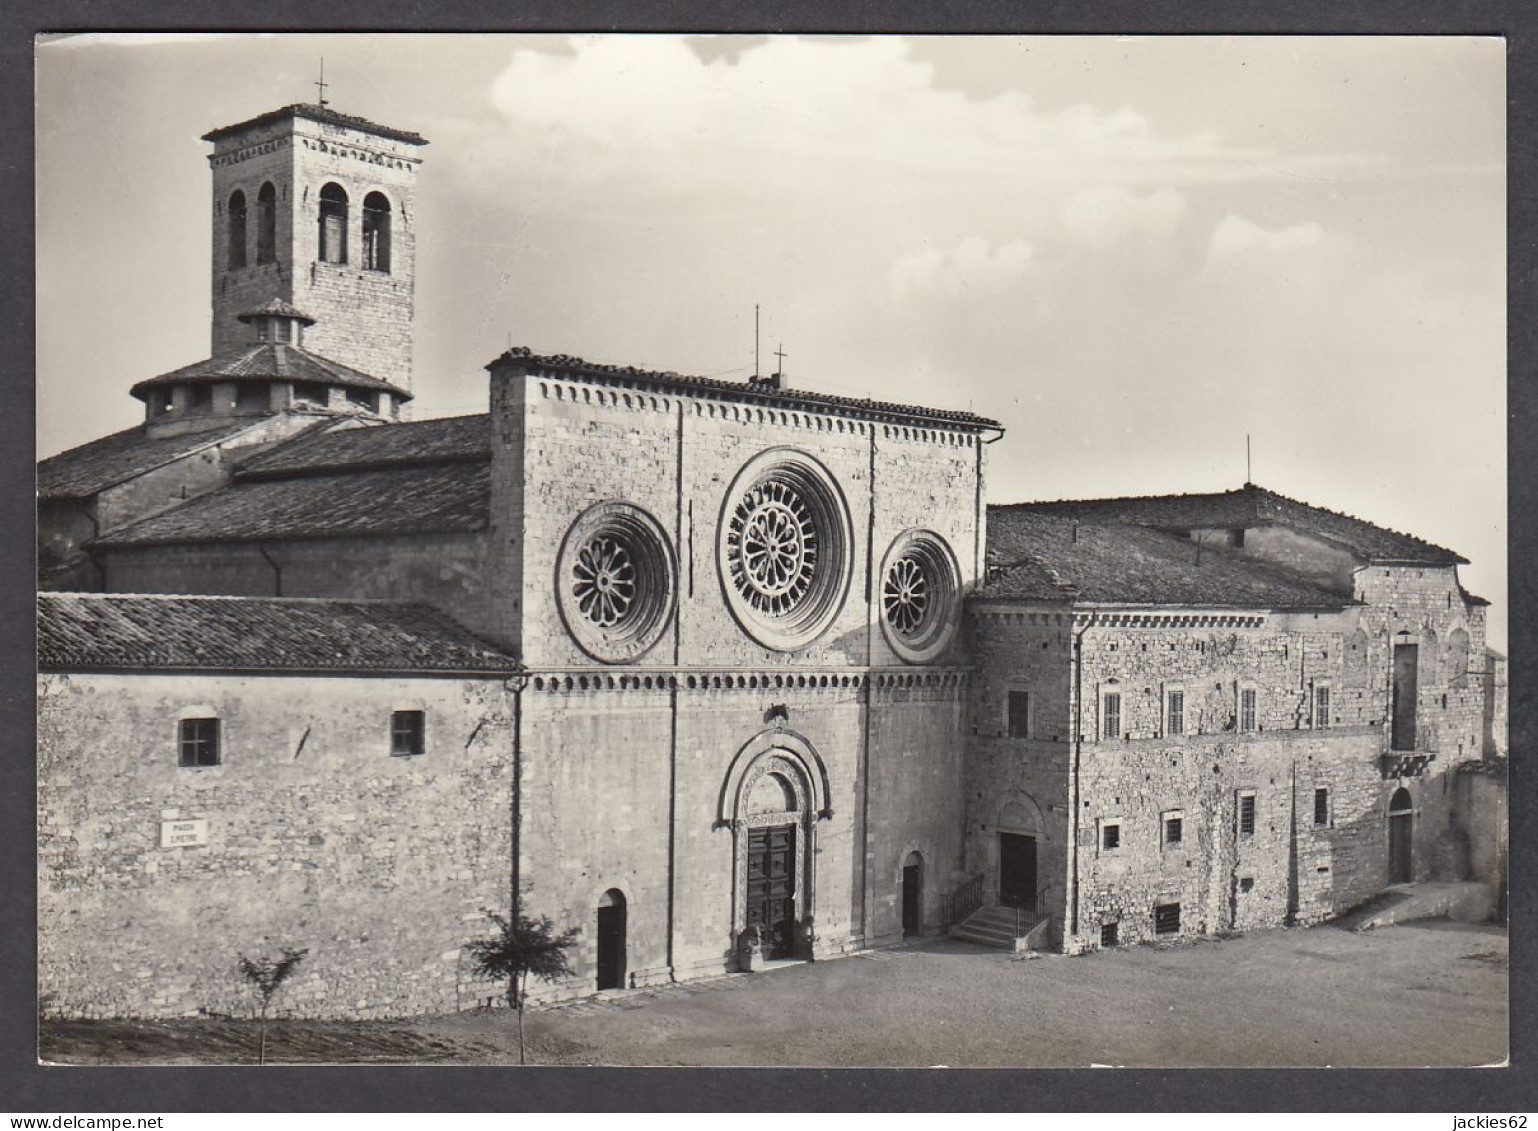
[489,347,1003,430]
[129,344,411,401]
[981,509,1351,609]
[39,593,514,674]
[1007,484,1465,566]
[203,103,428,147]
[236,414,489,479]
[239,298,315,324]
[95,462,489,546]
[37,420,256,501]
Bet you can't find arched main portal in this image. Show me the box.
[720,729,830,963]
[1388,787,1414,885]
[596,889,627,990]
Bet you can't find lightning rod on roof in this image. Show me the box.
[754,304,760,380]
[1246,433,1253,487]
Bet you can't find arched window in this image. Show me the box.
[318,183,348,264]
[227,190,247,270]
[256,182,277,265]
[362,191,391,272]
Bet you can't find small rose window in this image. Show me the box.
[557,502,675,663]
[879,530,960,664]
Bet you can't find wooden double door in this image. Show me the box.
[746,824,797,958]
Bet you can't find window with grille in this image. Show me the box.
[1167,690,1184,736]
[1154,903,1180,935]
[1240,687,1257,732]
[1100,922,1118,947]
[391,710,425,757]
[1314,787,1330,827]
[1007,690,1030,738]
[1314,685,1331,729]
[1101,821,1121,851]
[1103,692,1121,740]
[1238,791,1256,836]
[179,718,221,767]
[1164,814,1183,847]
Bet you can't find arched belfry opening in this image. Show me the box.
[720,729,831,964]
[1388,787,1414,885]
[362,191,392,272]
[256,182,277,265]
[227,190,247,270]
[596,889,627,991]
[318,182,349,264]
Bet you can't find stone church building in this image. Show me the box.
[37,101,1507,1018]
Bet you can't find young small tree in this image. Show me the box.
[237,946,308,1065]
[467,912,577,1065]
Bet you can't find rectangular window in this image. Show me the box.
[187,384,213,412]
[179,718,221,767]
[1163,814,1184,847]
[1240,688,1257,733]
[1101,821,1121,851]
[391,710,426,757]
[1238,791,1256,837]
[1314,787,1330,827]
[1314,685,1331,730]
[1102,692,1121,740]
[1167,690,1184,736]
[1101,922,1119,947]
[1006,690,1031,739]
[1154,903,1181,935]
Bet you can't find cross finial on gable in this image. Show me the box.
[315,57,329,107]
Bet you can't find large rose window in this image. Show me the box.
[719,450,853,651]
[557,502,675,663]
[879,530,960,664]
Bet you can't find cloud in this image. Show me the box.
[888,237,1034,300]
[483,35,1315,189]
[1060,185,1186,249]
[1207,214,1325,261]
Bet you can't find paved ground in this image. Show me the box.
[42,919,1507,1067]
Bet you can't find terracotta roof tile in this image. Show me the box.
[203,103,428,147]
[38,593,514,673]
[981,509,1351,609]
[95,462,489,546]
[236,414,489,479]
[37,420,256,501]
[130,344,411,401]
[1002,484,1465,566]
[489,347,1003,430]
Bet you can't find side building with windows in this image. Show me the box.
[963,494,1497,954]
[37,594,520,1018]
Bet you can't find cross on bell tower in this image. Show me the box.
[314,58,329,107]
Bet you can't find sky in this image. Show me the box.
[34,34,1506,647]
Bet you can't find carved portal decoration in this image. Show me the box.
[557,501,676,663]
[731,753,814,951]
[878,530,961,664]
[718,729,833,957]
[719,449,853,651]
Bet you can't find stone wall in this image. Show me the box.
[38,670,514,1020]
[964,604,1412,952]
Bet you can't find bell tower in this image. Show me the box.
[203,103,428,392]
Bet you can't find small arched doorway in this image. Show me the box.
[596,889,627,990]
[1388,788,1414,885]
[902,851,923,937]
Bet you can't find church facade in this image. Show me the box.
[37,101,1506,1019]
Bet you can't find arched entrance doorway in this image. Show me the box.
[596,889,627,990]
[1388,788,1414,885]
[902,851,923,937]
[742,767,801,959]
[996,797,1043,912]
